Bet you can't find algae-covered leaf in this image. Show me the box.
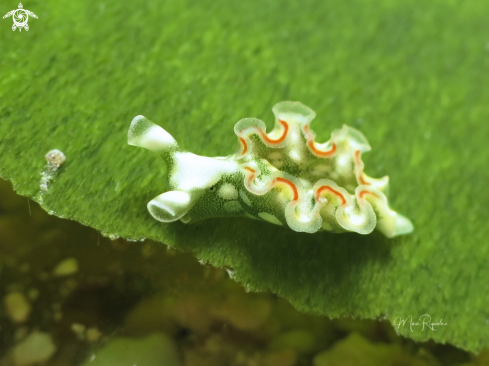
[1,0,488,353]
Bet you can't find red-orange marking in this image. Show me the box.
[354,150,361,164]
[243,167,256,183]
[303,124,336,157]
[359,190,378,199]
[316,185,346,205]
[274,177,299,201]
[259,119,289,144]
[307,140,336,157]
[239,137,248,155]
[355,151,370,185]
[359,174,369,185]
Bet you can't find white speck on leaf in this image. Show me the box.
[39,149,66,197]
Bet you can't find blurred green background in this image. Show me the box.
[1,0,489,364]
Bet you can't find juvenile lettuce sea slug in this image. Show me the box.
[128,102,413,238]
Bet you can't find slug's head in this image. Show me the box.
[128,115,240,223]
[146,152,240,223]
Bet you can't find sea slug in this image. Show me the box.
[128,101,413,238]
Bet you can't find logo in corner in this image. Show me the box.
[3,3,38,32]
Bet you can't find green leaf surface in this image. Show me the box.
[1,0,488,353]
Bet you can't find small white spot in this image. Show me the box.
[239,189,252,206]
[218,183,239,200]
[424,131,431,140]
[45,149,66,170]
[258,212,282,226]
[288,131,300,143]
[336,153,351,169]
[344,206,366,226]
[102,233,120,240]
[288,149,301,162]
[224,200,242,212]
[39,149,66,194]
